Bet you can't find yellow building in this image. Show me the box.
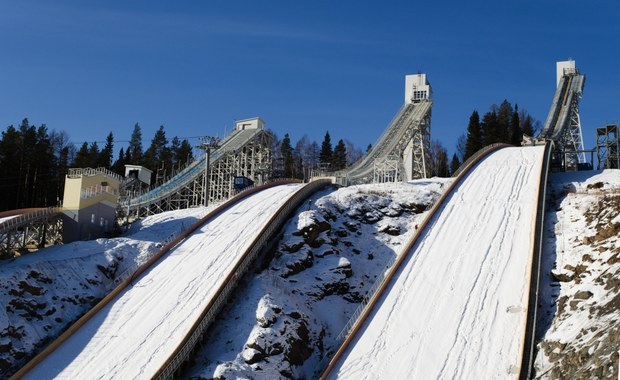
[62,168,121,242]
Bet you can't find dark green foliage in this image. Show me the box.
[73,142,90,168]
[0,119,66,210]
[319,132,333,167]
[99,132,114,168]
[143,125,172,185]
[450,153,460,175]
[111,147,127,175]
[522,114,535,137]
[128,123,143,165]
[464,111,482,160]
[280,133,295,178]
[332,139,347,170]
[463,101,540,162]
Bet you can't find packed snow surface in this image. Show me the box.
[329,146,545,379]
[184,179,448,379]
[22,183,303,379]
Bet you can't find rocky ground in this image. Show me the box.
[535,170,620,379]
[0,209,204,377]
[183,180,447,379]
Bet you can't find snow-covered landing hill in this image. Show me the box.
[536,169,620,379]
[183,180,448,379]
[0,207,210,376]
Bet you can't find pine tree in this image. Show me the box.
[522,114,535,137]
[481,108,499,146]
[497,100,513,144]
[144,125,170,183]
[464,111,482,160]
[510,105,522,145]
[0,125,21,210]
[450,153,460,176]
[99,132,114,168]
[73,142,90,168]
[112,147,126,175]
[332,139,347,170]
[280,133,294,178]
[128,123,143,165]
[88,142,100,167]
[319,131,333,167]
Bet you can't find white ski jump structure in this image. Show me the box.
[13,61,588,380]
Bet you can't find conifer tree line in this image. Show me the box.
[272,131,362,180]
[0,103,540,211]
[460,100,540,163]
[0,120,194,212]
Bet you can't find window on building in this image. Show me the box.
[91,214,95,224]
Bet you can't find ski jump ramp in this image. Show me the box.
[17,182,317,379]
[323,145,548,379]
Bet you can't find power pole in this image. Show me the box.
[197,136,220,207]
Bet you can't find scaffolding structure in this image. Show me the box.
[373,156,400,183]
[596,124,619,170]
[207,131,272,203]
[0,208,63,258]
[121,119,273,220]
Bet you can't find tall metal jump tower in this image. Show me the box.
[596,124,619,169]
[340,73,432,185]
[539,60,587,170]
[121,117,272,219]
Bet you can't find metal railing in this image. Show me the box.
[0,208,63,235]
[519,141,553,380]
[318,143,511,379]
[67,167,124,183]
[81,185,119,199]
[11,179,318,379]
[154,179,332,379]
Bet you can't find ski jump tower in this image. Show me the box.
[121,117,272,218]
[337,73,432,185]
[538,60,587,170]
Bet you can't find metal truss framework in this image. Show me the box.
[597,124,620,170]
[0,209,63,258]
[410,109,432,180]
[373,156,399,183]
[371,101,431,183]
[208,134,272,203]
[557,93,586,170]
[122,131,272,220]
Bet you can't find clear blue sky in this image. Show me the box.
[1,0,618,159]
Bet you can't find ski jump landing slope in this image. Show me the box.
[22,183,303,379]
[328,146,546,379]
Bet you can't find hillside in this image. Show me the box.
[535,170,620,379]
[0,170,618,379]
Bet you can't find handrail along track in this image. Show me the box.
[11,179,321,379]
[154,179,332,379]
[519,140,553,379]
[318,143,512,379]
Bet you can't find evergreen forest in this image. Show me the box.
[0,101,539,212]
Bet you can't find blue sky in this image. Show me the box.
[1,0,618,159]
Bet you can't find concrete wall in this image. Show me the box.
[405,74,431,104]
[62,201,117,242]
[235,117,265,131]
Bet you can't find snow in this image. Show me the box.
[21,183,303,379]
[183,179,448,379]
[328,146,546,379]
[0,215,19,224]
[535,169,620,378]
